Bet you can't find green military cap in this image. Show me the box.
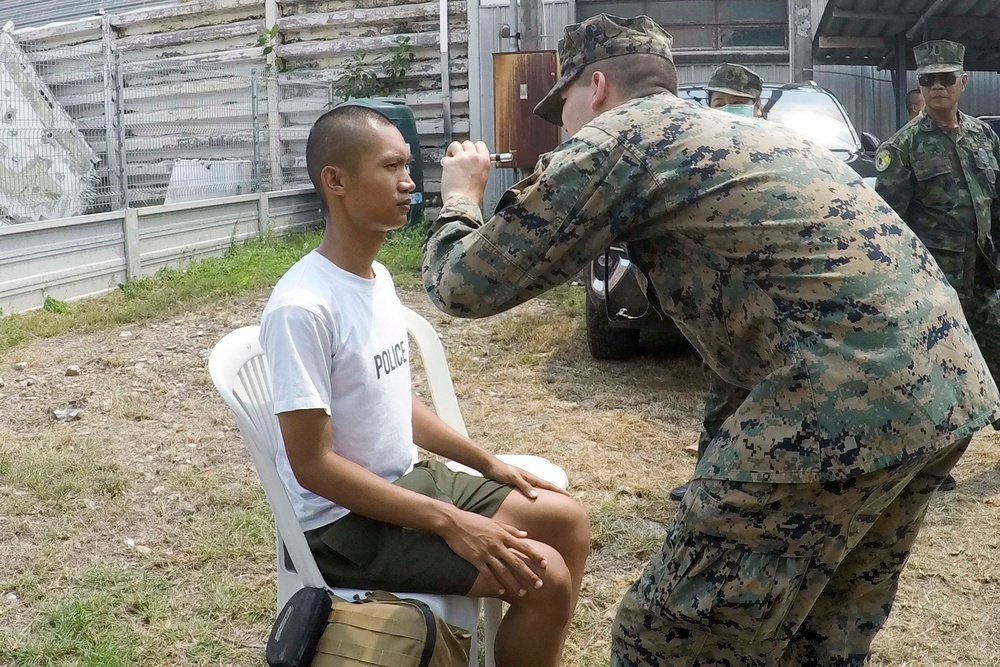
[913,39,965,75]
[533,14,673,126]
[706,63,762,99]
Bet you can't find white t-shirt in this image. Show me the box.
[260,251,415,531]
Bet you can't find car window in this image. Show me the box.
[981,118,1000,136]
[680,86,859,153]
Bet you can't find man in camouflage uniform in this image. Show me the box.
[423,14,1000,665]
[876,40,1000,493]
[706,62,763,117]
[669,61,763,503]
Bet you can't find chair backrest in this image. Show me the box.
[401,307,468,437]
[207,306,469,588]
[208,324,328,589]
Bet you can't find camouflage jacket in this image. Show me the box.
[424,92,1000,483]
[875,110,1000,273]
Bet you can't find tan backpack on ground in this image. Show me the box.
[267,587,472,667]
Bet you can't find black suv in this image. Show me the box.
[586,81,880,359]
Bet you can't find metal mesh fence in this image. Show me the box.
[118,57,272,208]
[0,35,109,224]
[1,37,327,224]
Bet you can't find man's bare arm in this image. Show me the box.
[277,408,547,594]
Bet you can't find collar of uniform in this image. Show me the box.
[918,110,935,132]
[959,110,982,134]
[917,109,978,133]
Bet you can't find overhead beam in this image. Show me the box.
[818,36,887,49]
[906,0,949,41]
[931,16,1000,32]
[831,10,917,23]
[830,10,1000,33]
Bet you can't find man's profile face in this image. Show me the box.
[338,124,415,233]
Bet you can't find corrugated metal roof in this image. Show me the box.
[814,0,1000,70]
[0,0,175,29]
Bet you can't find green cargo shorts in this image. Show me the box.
[304,459,513,595]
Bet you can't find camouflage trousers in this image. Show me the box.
[697,368,750,458]
[611,437,969,667]
[929,243,1000,388]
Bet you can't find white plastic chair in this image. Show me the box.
[208,306,568,667]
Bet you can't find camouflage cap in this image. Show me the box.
[533,14,673,126]
[706,63,762,99]
[914,39,965,75]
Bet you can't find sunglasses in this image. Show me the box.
[917,72,961,87]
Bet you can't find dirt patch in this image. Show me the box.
[1,285,998,665]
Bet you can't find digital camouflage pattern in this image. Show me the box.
[706,63,762,100]
[875,110,1000,384]
[611,437,969,665]
[425,92,1000,485]
[425,19,1000,660]
[913,39,965,75]
[698,370,750,457]
[533,14,673,126]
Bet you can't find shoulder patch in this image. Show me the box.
[875,148,892,172]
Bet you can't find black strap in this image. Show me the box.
[403,599,437,667]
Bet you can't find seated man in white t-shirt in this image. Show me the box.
[260,105,591,667]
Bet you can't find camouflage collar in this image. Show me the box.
[960,111,983,134]
[918,109,978,133]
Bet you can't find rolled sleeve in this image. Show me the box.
[423,133,653,317]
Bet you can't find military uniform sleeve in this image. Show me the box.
[874,141,914,219]
[423,133,653,318]
[991,127,1000,241]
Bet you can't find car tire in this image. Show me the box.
[586,300,640,360]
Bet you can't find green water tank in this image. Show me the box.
[334,97,424,225]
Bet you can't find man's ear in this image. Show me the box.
[321,164,347,196]
[591,70,610,111]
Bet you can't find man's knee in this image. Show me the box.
[497,490,591,556]
[517,542,574,620]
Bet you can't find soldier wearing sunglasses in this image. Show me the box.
[876,40,1000,494]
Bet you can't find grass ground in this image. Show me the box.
[1,228,998,666]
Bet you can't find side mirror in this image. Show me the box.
[860,132,880,153]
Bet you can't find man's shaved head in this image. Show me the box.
[306,105,398,194]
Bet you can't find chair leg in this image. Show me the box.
[483,598,503,667]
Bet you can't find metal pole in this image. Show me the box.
[439,0,453,143]
[100,14,123,212]
[509,0,519,51]
[894,32,908,130]
[251,71,261,193]
[114,49,128,209]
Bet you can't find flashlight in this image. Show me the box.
[489,152,515,164]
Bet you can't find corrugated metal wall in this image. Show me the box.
[0,0,174,29]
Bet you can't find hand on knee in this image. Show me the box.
[508,546,574,624]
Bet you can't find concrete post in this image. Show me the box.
[520,0,543,52]
[789,0,813,82]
